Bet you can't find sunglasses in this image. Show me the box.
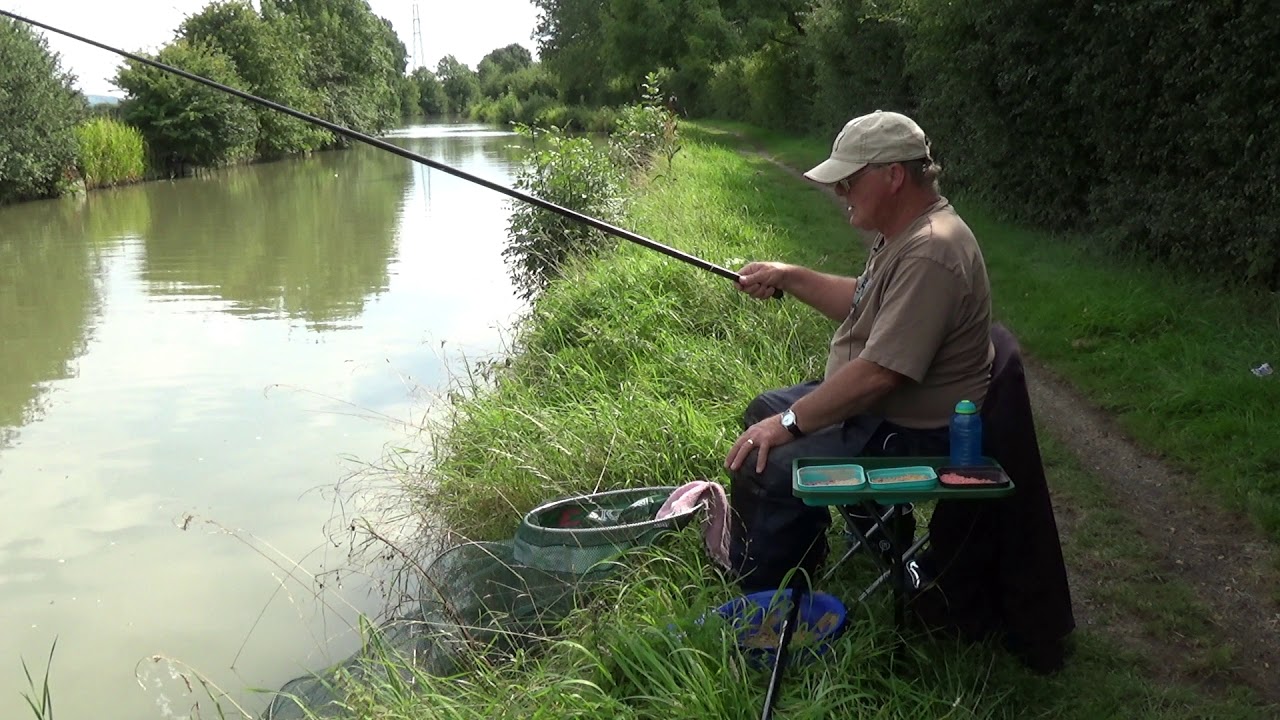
[835,165,879,195]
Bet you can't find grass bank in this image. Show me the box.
[333,131,1273,718]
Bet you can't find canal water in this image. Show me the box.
[0,123,528,719]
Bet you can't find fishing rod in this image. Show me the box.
[3,9,782,298]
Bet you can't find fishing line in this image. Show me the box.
[2,9,783,297]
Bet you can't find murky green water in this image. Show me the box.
[0,123,528,719]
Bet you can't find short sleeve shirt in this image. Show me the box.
[825,197,994,429]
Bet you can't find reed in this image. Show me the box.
[74,116,146,188]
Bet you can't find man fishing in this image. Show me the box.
[724,110,994,589]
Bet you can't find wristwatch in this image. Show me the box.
[780,408,805,438]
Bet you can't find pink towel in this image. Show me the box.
[657,480,731,570]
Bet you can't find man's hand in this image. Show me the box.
[726,414,795,473]
[735,261,791,300]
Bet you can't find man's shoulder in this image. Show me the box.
[903,199,977,259]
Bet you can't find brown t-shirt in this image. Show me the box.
[825,197,993,429]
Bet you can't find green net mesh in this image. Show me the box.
[264,486,694,718]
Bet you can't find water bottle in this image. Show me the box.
[949,399,983,466]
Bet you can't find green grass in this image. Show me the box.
[971,208,1280,537]
[334,131,1278,719]
[74,116,146,189]
[324,531,1269,720]
[20,638,55,720]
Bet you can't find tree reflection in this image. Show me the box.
[141,144,411,329]
[0,197,106,449]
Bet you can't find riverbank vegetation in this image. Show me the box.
[119,0,407,171]
[73,117,146,188]
[0,18,85,204]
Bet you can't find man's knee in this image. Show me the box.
[743,393,774,429]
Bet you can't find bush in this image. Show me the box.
[742,45,812,134]
[115,39,258,170]
[0,18,85,203]
[75,117,147,188]
[471,92,522,125]
[706,58,750,122]
[179,1,329,158]
[610,74,679,170]
[504,125,624,301]
[905,0,1095,227]
[905,0,1280,284]
[802,0,915,135]
[1073,0,1280,283]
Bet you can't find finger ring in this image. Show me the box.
[746,438,755,445]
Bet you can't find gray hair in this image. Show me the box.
[905,158,942,193]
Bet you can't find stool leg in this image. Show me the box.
[890,504,906,629]
[824,502,895,581]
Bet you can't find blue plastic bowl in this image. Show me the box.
[714,589,847,667]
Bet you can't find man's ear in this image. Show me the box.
[888,162,907,192]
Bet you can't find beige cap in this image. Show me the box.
[804,111,932,184]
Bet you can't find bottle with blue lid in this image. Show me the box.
[949,399,983,466]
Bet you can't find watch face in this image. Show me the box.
[782,409,796,426]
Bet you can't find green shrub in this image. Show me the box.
[529,104,617,133]
[179,1,330,158]
[706,58,750,122]
[75,117,146,188]
[802,0,915,134]
[532,102,573,130]
[470,92,522,125]
[0,18,85,203]
[905,0,1095,227]
[905,0,1280,284]
[1072,0,1280,283]
[504,124,624,300]
[610,74,679,170]
[115,39,258,170]
[742,45,812,134]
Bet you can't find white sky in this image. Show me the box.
[5,0,541,96]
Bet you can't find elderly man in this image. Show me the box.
[725,110,994,591]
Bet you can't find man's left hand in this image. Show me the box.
[726,414,794,473]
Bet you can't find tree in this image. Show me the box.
[265,0,406,134]
[477,43,534,97]
[435,55,480,114]
[532,0,607,103]
[179,0,330,157]
[410,67,448,116]
[0,18,86,203]
[115,39,259,169]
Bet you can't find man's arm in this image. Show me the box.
[737,262,857,322]
[787,358,905,432]
[725,357,905,472]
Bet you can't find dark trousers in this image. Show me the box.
[728,382,949,591]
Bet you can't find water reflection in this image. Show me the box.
[0,197,105,449]
[141,149,410,330]
[0,124,526,720]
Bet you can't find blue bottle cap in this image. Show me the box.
[955,400,978,414]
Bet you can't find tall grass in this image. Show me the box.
[20,638,55,720]
[74,116,146,189]
[317,534,1013,720]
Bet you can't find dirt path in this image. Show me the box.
[1029,361,1280,699]
[749,146,1280,703]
